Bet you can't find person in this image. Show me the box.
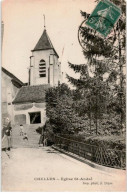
[23,132,28,141]
[43,137,47,147]
[6,126,12,151]
[2,117,11,137]
[2,117,12,151]
[38,134,44,146]
[2,126,12,151]
[19,124,24,136]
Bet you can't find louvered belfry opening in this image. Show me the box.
[39,59,46,78]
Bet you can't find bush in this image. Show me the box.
[59,133,126,150]
[36,126,43,134]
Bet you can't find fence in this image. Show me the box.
[53,135,126,170]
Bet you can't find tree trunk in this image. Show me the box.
[96,94,98,135]
[118,21,123,134]
[89,100,91,132]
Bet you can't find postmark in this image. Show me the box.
[78,17,116,53]
[85,0,121,37]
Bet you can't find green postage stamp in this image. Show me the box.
[85,0,121,37]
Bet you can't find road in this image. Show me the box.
[1,147,126,192]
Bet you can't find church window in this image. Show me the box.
[39,59,46,77]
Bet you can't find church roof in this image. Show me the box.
[12,84,50,104]
[32,29,59,58]
[2,67,24,88]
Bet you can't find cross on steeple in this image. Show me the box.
[43,14,46,29]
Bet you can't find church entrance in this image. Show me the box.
[29,112,41,124]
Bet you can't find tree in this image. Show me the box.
[67,62,110,134]
[46,83,88,134]
[67,0,126,134]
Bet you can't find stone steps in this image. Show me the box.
[12,124,42,148]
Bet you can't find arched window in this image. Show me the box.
[39,59,46,77]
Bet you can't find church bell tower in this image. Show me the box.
[29,18,61,86]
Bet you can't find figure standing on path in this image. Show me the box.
[2,117,12,152]
[43,137,47,147]
[6,126,12,151]
[38,134,44,146]
[23,132,28,141]
[2,126,12,151]
[19,124,24,136]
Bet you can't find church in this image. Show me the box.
[12,26,61,126]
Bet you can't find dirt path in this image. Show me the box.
[1,147,126,192]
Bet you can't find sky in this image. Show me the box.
[2,0,96,84]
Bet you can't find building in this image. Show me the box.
[29,28,61,86]
[12,27,61,126]
[1,67,24,125]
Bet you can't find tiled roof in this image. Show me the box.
[2,67,24,87]
[13,84,50,104]
[32,29,59,57]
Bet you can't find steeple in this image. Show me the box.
[30,19,61,87]
[32,29,59,58]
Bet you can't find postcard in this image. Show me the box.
[1,0,126,192]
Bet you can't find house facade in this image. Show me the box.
[1,67,24,125]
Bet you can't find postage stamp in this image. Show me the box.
[85,0,121,37]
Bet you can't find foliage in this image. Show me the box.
[59,133,126,150]
[67,0,126,134]
[45,1,126,149]
[36,126,43,134]
[46,83,91,134]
